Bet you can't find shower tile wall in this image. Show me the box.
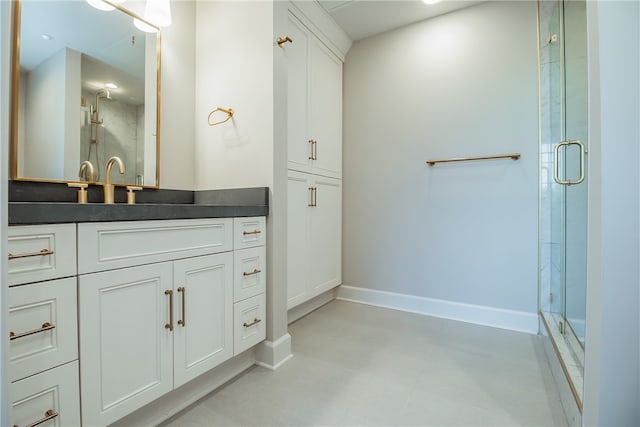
[538,0,562,314]
[81,89,142,184]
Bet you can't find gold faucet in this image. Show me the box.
[103,156,125,204]
[78,160,96,182]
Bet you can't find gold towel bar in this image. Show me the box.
[207,107,234,126]
[426,153,521,166]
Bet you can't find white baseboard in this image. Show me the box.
[337,285,539,334]
[255,333,293,370]
[288,288,337,324]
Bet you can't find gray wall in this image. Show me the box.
[583,1,640,424]
[342,1,539,318]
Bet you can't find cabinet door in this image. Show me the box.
[287,171,312,308]
[11,361,80,427]
[287,13,312,172]
[79,263,174,427]
[309,39,343,178]
[173,253,234,388]
[309,176,342,295]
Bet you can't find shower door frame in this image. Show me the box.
[537,0,588,412]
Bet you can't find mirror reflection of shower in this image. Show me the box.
[86,88,112,181]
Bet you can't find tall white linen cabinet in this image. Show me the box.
[284,3,348,310]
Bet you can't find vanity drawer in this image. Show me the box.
[234,217,266,250]
[233,293,266,356]
[7,224,76,286]
[234,246,266,302]
[78,218,233,274]
[8,277,78,382]
[10,360,81,427]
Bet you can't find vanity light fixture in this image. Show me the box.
[133,0,172,33]
[422,0,442,4]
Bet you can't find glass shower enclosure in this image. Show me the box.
[538,0,588,410]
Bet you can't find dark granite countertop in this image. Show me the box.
[9,181,269,225]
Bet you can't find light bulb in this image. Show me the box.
[86,0,115,11]
[144,0,172,27]
[134,18,158,33]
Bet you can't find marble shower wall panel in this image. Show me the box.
[538,0,563,312]
[81,89,141,184]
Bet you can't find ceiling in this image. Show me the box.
[318,0,485,41]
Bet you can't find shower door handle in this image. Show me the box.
[553,140,585,185]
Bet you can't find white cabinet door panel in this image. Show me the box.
[79,262,174,426]
[287,171,342,309]
[173,253,233,388]
[287,172,312,308]
[309,39,342,177]
[287,13,312,172]
[310,176,342,295]
[287,11,342,178]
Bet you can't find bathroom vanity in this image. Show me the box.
[7,184,268,427]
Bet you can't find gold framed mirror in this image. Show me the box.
[10,0,161,188]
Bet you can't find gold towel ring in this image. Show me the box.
[208,107,234,126]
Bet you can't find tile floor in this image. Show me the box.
[162,300,567,426]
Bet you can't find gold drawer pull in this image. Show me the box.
[243,318,262,328]
[243,229,262,236]
[17,409,59,427]
[243,269,262,277]
[165,290,174,331]
[10,322,55,341]
[177,287,186,327]
[8,249,54,260]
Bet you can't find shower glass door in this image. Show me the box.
[538,0,588,406]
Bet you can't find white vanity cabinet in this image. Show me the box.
[287,171,342,308]
[286,10,343,179]
[75,217,265,426]
[7,224,81,427]
[7,216,266,426]
[233,218,266,355]
[77,219,234,426]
